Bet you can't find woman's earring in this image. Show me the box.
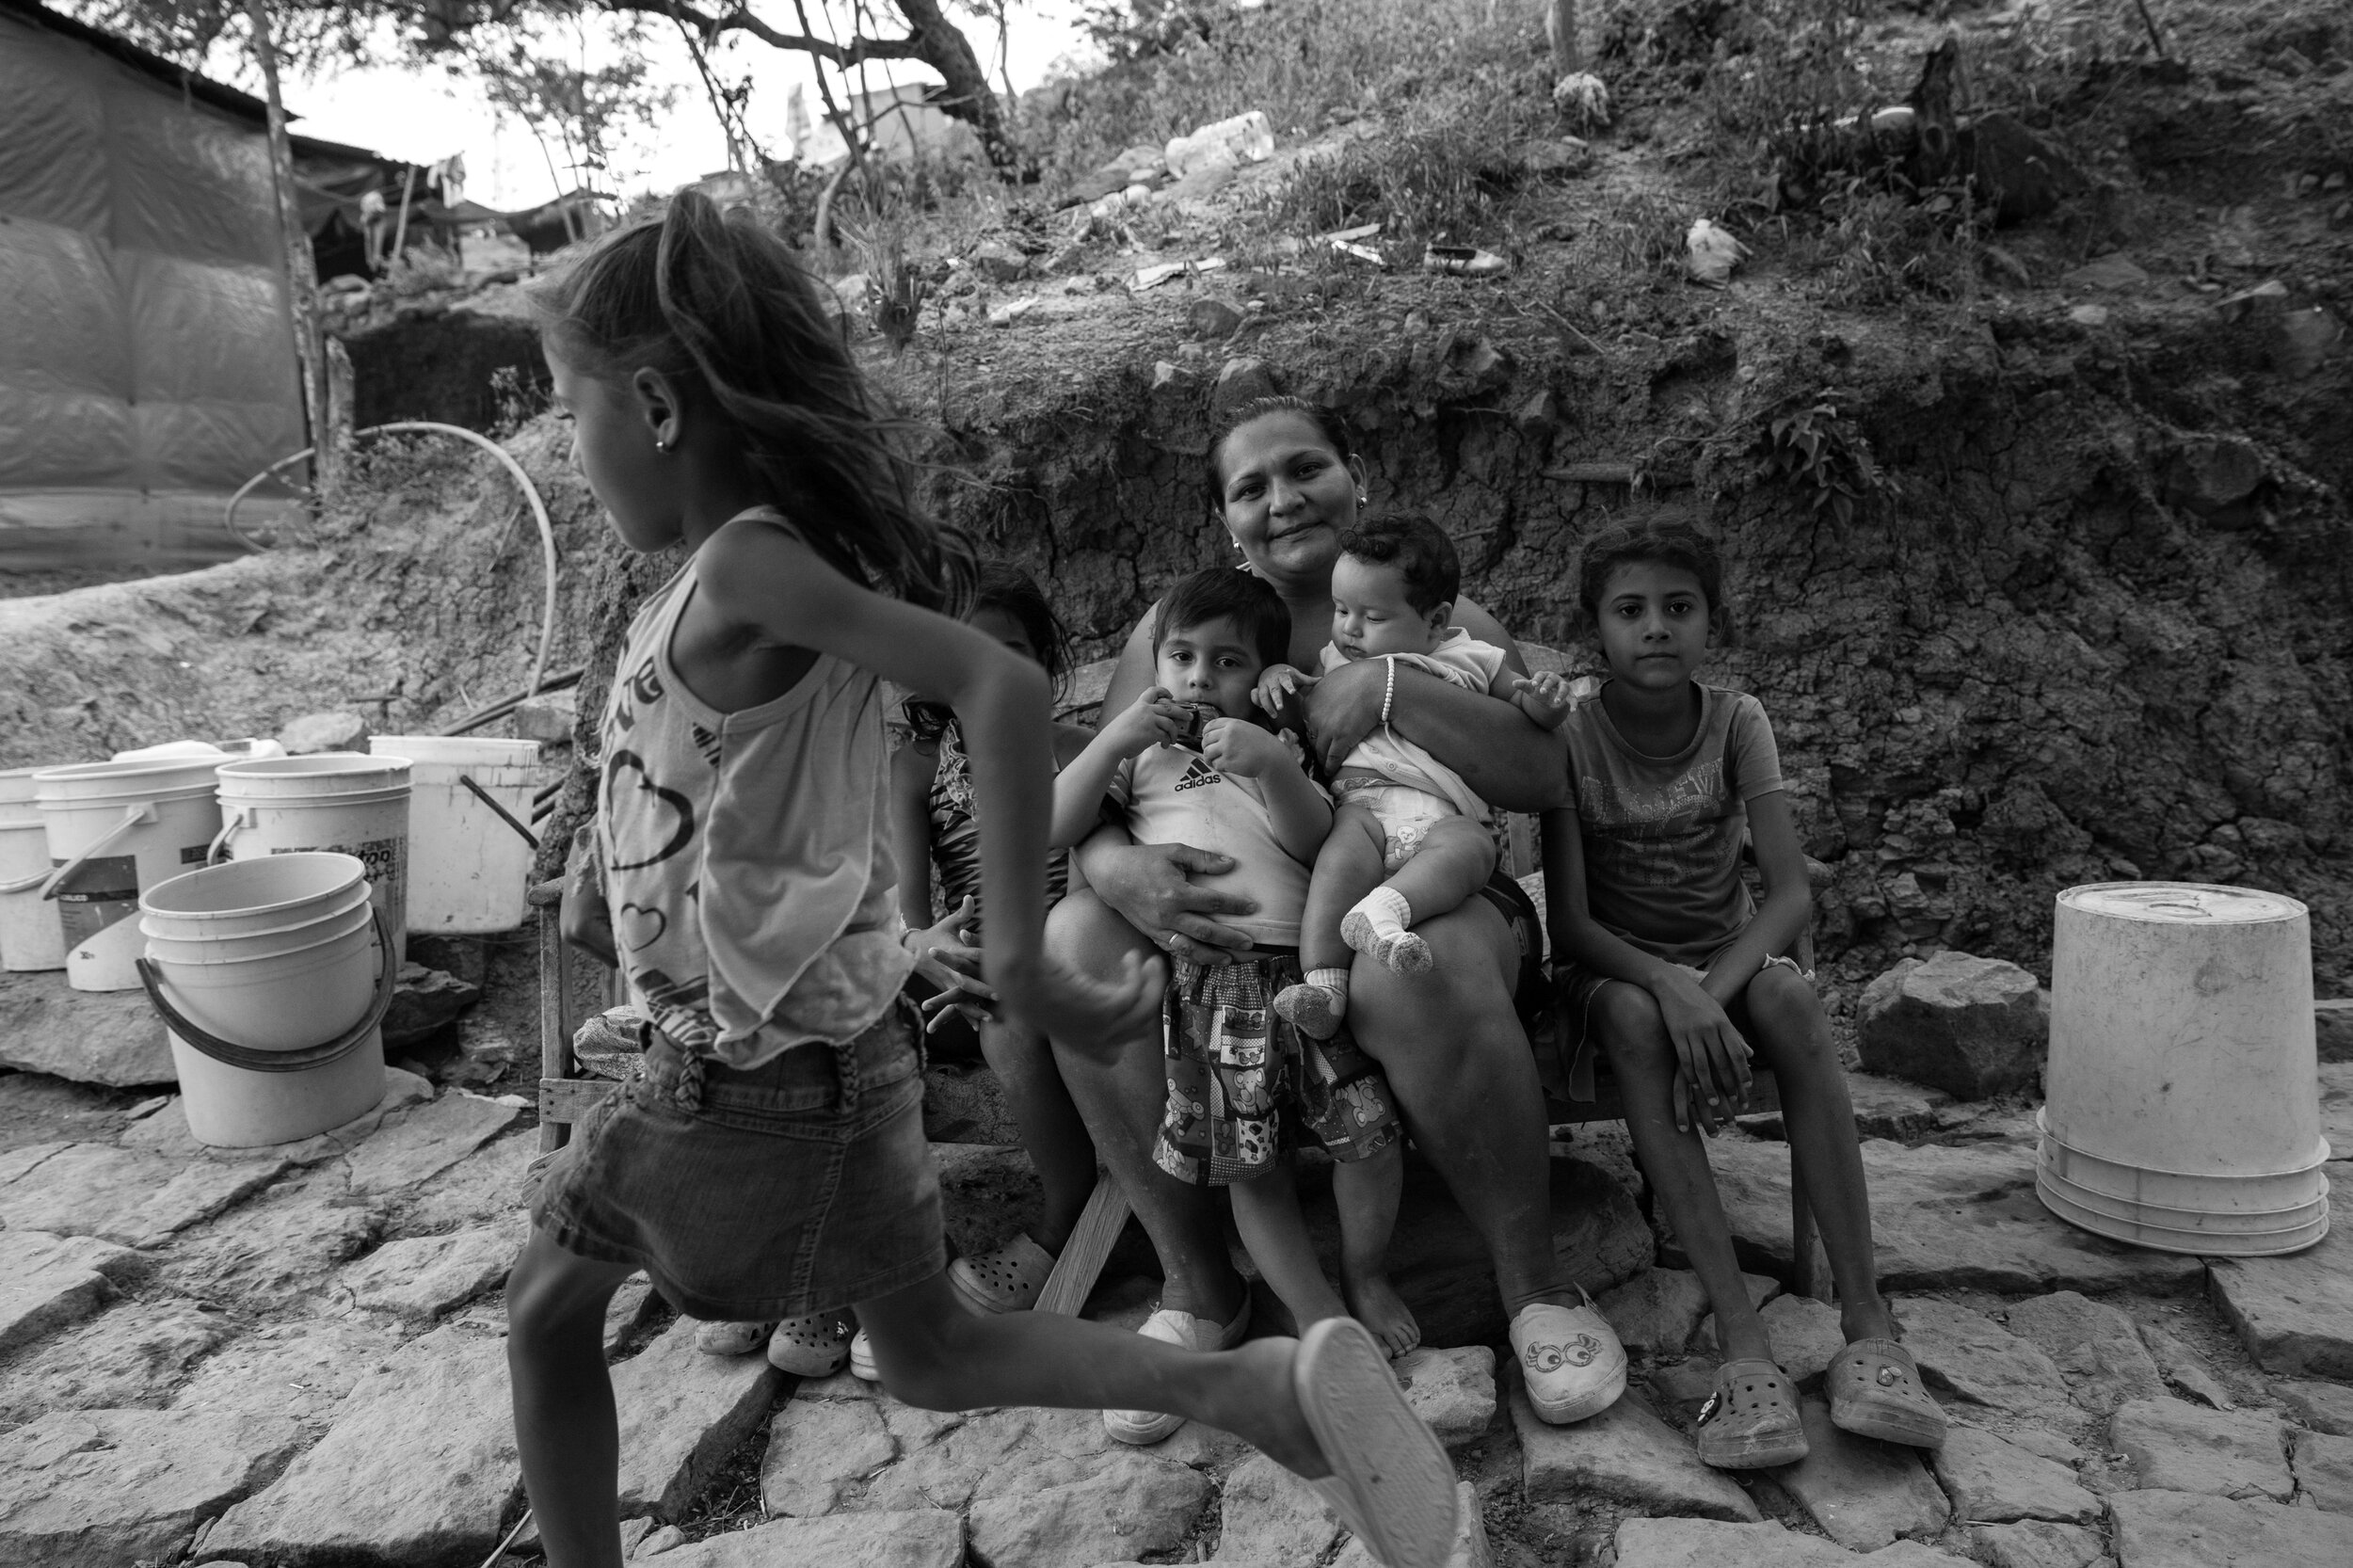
[1356,493,1369,506]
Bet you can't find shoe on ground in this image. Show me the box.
[1827,1336,1946,1449]
[949,1232,1058,1315]
[1511,1289,1627,1424]
[1104,1294,1255,1445]
[766,1312,850,1377]
[849,1327,880,1383]
[1694,1357,1809,1468]
[1295,1317,1460,1568]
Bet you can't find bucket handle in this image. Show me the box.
[459,773,541,851]
[39,802,157,901]
[134,904,398,1074]
[206,807,254,866]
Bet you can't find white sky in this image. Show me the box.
[275,2,1094,210]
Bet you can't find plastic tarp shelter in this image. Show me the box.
[0,1,307,570]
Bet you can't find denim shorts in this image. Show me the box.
[529,1001,945,1321]
[1553,940,1814,1102]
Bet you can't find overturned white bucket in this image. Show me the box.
[2037,882,2329,1256]
[34,756,225,991]
[138,852,389,1148]
[369,736,538,933]
[213,753,412,965]
[0,765,69,971]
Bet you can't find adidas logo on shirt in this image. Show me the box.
[1172,756,1223,792]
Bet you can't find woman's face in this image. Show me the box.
[1212,410,1363,587]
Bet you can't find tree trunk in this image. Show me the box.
[245,0,334,489]
[892,0,1024,176]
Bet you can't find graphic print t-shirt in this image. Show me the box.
[1109,742,1315,949]
[1561,682,1785,968]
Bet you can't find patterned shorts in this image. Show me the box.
[1152,952,1402,1187]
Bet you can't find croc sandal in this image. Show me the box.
[1295,1317,1460,1568]
[1105,1295,1254,1446]
[766,1312,850,1377]
[1693,1358,1809,1469]
[849,1327,880,1383]
[1510,1289,1628,1425]
[695,1320,775,1356]
[1826,1337,1946,1450]
[949,1233,1057,1316]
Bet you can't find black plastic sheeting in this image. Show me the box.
[0,8,305,553]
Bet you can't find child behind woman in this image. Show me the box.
[1052,568,1423,1395]
[1543,520,1947,1471]
[1254,514,1574,1039]
[512,192,1460,1568]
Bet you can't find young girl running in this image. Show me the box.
[512,192,1459,1568]
[1543,520,1947,1470]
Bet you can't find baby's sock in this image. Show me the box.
[1274,968,1351,1039]
[1341,888,1433,974]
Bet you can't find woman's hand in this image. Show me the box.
[1083,840,1258,967]
[998,949,1166,1055]
[903,895,999,1030]
[1653,967,1753,1133]
[558,824,616,968]
[1302,657,1387,775]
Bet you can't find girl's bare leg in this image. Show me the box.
[978,1018,1097,1251]
[505,1227,639,1568]
[1333,1141,1419,1356]
[1229,1158,1348,1332]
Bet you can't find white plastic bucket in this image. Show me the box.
[112,738,286,764]
[138,852,388,1148]
[213,754,412,965]
[369,736,539,933]
[34,757,225,991]
[2037,882,2329,1256]
[0,765,69,971]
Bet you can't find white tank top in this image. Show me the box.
[596,509,913,1068]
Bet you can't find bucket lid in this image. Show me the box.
[140,851,367,920]
[34,756,226,803]
[110,741,227,763]
[2059,881,2307,925]
[370,735,539,768]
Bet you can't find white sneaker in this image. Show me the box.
[1511,1290,1627,1424]
[1103,1295,1253,1445]
[848,1327,880,1383]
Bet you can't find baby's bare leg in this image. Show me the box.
[1383,814,1497,924]
[1300,807,1389,975]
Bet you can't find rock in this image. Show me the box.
[0,1298,227,1424]
[2105,1488,2353,1567]
[1394,1344,1497,1448]
[1930,1427,2100,1523]
[1892,1296,2070,1419]
[340,1224,519,1319]
[2316,1000,2353,1064]
[1770,1396,1951,1550]
[1705,1293,1844,1383]
[2275,1378,2353,1434]
[345,1090,522,1192]
[168,1315,408,1432]
[604,1272,657,1353]
[1601,1268,1780,1356]
[920,1064,1020,1145]
[964,1449,1210,1568]
[2006,1291,2168,1416]
[2139,1321,2236,1409]
[1518,136,1594,178]
[407,935,488,989]
[2271,305,2345,379]
[1969,1520,2105,1568]
[639,1523,686,1556]
[2108,1396,2292,1499]
[1613,1517,1852,1568]
[1705,1138,2203,1296]
[2209,1168,2353,1379]
[2321,1063,2353,1156]
[1646,1355,1721,1418]
[278,712,367,754]
[969,239,1028,283]
[0,1141,288,1247]
[1510,1382,1760,1521]
[1187,298,1245,342]
[1738,1075,1947,1143]
[160,1163,385,1310]
[2292,1427,2353,1512]
[121,1066,435,1166]
[204,1323,520,1565]
[399,1128,535,1232]
[511,689,578,744]
[2067,305,2111,328]
[0,1408,300,1568]
[762,1394,897,1516]
[0,1228,139,1355]
[382,965,484,1049]
[2163,436,2266,520]
[1326,1480,1493,1567]
[1209,357,1281,423]
[648,1511,963,1567]
[1856,952,2047,1098]
[2002,1427,2089,1467]
[1213,1451,1343,1563]
[611,1317,788,1521]
[2060,253,2150,291]
[0,970,175,1084]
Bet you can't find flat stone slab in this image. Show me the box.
[396,1129,535,1231]
[1771,1396,1951,1550]
[344,1091,522,1193]
[2109,1396,2292,1499]
[1737,1075,1949,1144]
[120,1068,436,1166]
[1705,1293,1844,1383]
[2004,1290,2166,1416]
[2107,1487,2353,1568]
[1325,1480,1493,1568]
[611,1317,787,1521]
[340,1224,520,1320]
[650,1510,963,1567]
[169,1315,409,1434]
[1213,1451,1343,1564]
[0,1408,300,1568]
[204,1322,519,1566]
[2138,1321,2236,1410]
[161,1164,386,1310]
[1394,1344,1497,1448]
[1510,1381,1760,1521]
[1602,1267,1780,1357]
[0,1298,227,1424]
[2275,1378,2353,1434]
[2292,1427,2353,1512]
[1614,1517,1974,1568]
[0,968,175,1085]
[0,1228,140,1355]
[0,1140,287,1247]
[964,1449,1210,1568]
[1705,1136,2203,1294]
[1931,1426,2100,1524]
[764,1394,898,1517]
[2208,1169,2353,1380]
[1968,1520,2105,1568]
[1892,1295,2071,1420]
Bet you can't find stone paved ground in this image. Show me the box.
[2,975,2350,1567]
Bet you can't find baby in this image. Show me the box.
[1257,513,1573,1037]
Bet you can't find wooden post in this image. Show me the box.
[389,165,417,270]
[243,0,333,492]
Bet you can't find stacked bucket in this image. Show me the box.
[2037,882,2331,1256]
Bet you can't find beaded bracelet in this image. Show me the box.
[1380,655,1397,728]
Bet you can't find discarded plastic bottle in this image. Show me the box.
[1164,110,1275,178]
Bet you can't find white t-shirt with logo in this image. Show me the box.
[1109,742,1316,949]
